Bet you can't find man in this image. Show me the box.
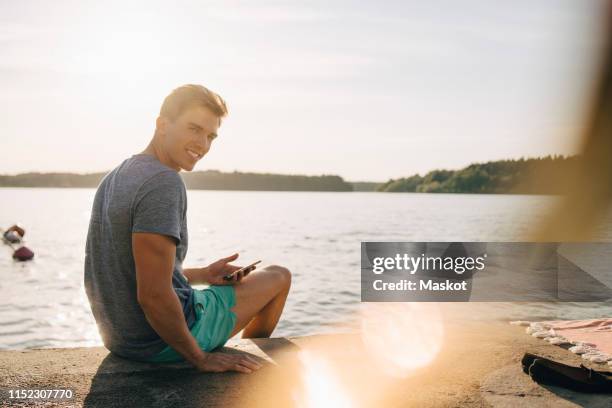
[84,84,291,373]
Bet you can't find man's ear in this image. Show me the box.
[156,116,168,135]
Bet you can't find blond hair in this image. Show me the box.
[160,84,228,123]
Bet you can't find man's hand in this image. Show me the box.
[196,351,263,374]
[185,253,255,285]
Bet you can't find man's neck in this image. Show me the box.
[140,139,180,172]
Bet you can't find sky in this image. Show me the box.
[0,0,607,181]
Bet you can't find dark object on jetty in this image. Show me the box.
[522,353,612,393]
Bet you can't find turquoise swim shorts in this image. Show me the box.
[145,285,237,363]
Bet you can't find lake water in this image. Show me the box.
[1,188,611,350]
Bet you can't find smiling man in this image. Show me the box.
[84,84,291,373]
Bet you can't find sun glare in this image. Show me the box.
[360,303,444,377]
[293,349,354,408]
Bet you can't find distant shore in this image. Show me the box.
[0,170,361,192]
[0,155,577,194]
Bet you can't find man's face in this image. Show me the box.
[157,105,220,172]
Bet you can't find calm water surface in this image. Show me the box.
[1,188,611,350]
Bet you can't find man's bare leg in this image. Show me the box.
[229,265,291,338]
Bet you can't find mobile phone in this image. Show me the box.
[223,260,262,281]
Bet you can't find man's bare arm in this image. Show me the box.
[183,267,209,285]
[132,232,206,366]
[132,232,261,373]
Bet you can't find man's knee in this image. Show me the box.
[266,264,291,289]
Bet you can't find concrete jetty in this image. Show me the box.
[1,322,609,407]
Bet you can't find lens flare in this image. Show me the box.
[293,349,354,408]
[360,303,444,377]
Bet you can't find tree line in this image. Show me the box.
[0,155,579,194]
[0,170,353,192]
[376,155,579,194]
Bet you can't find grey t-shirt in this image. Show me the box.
[84,153,195,360]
